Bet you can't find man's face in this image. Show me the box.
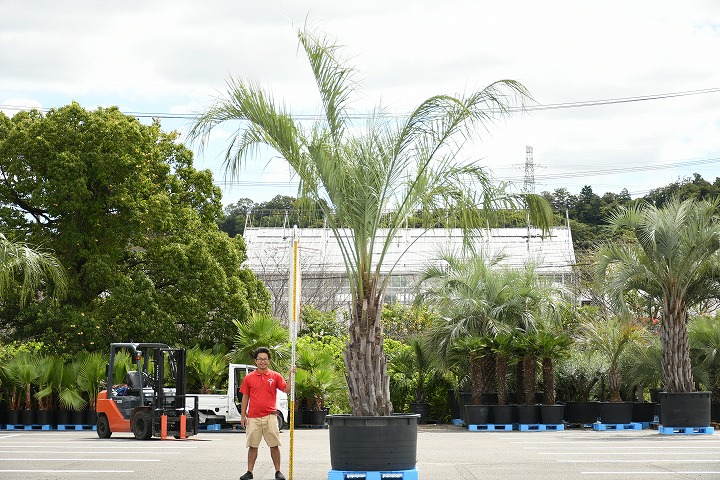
[255,354,270,371]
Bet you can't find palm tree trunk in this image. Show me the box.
[522,355,537,405]
[343,286,392,416]
[542,357,555,405]
[608,365,622,402]
[661,295,694,392]
[496,354,508,406]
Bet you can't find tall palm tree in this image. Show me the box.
[191,27,553,415]
[0,233,67,304]
[596,197,720,393]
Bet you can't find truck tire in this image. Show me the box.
[96,414,112,438]
[277,412,284,432]
[132,410,153,440]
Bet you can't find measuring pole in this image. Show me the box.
[288,226,301,480]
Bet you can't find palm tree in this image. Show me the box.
[578,310,646,402]
[229,313,289,364]
[596,197,720,393]
[0,232,67,304]
[688,315,720,401]
[187,346,227,394]
[191,27,553,415]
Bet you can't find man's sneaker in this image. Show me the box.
[275,471,286,480]
[239,472,253,480]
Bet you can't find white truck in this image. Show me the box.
[194,363,289,431]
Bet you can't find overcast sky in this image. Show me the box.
[2,1,719,206]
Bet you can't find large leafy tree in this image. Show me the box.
[596,197,720,393]
[0,103,270,352]
[191,27,553,415]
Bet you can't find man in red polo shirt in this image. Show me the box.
[239,347,291,480]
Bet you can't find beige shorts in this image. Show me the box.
[245,414,281,448]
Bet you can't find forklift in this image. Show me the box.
[95,342,199,439]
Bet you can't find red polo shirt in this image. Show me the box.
[239,369,287,418]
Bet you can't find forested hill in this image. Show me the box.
[218,173,720,253]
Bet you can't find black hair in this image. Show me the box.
[253,347,271,359]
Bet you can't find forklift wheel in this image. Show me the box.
[97,415,112,438]
[132,410,153,440]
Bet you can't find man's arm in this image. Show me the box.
[240,393,249,428]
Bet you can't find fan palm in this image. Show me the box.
[0,232,67,304]
[187,346,227,394]
[596,197,720,392]
[230,313,289,364]
[578,311,647,402]
[192,27,553,415]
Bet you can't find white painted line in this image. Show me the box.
[562,459,720,463]
[582,471,720,475]
[0,458,160,462]
[540,451,716,455]
[0,450,182,454]
[0,470,134,473]
[0,444,196,449]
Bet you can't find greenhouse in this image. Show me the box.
[243,226,577,319]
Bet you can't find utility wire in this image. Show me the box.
[1,87,719,119]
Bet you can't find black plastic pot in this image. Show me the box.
[540,404,565,425]
[6,409,20,425]
[449,391,472,420]
[408,402,430,424]
[303,409,328,426]
[515,405,541,424]
[464,405,490,425]
[712,403,720,423]
[20,409,36,425]
[659,391,711,428]
[563,401,599,424]
[36,409,56,427]
[598,402,633,424]
[327,414,419,471]
[631,402,657,423]
[489,405,515,424]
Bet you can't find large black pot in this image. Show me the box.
[563,401,598,424]
[6,409,20,425]
[19,409,36,425]
[36,409,56,427]
[515,405,541,425]
[598,402,633,424]
[408,402,430,424]
[303,409,328,426]
[540,404,565,425]
[712,403,720,423]
[631,402,657,423]
[327,414,419,472]
[489,405,514,424]
[659,391,711,428]
[449,391,472,420]
[464,405,490,425]
[56,410,72,426]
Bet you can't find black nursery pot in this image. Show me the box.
[659,391,711,428]
[327,414,419,472]
[598,402,633,424]
[563,401,598,424]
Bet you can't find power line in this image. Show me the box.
[1,87,719,120]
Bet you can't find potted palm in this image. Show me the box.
[77,352,107,425]
[597,197,720,428]
[294,341,345,426]
[580,310,646,424]
[192,25,551,472]
[535,321,572,425]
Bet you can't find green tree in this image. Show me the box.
[596,197,720,393]
[191,27,553,415]
[0,104,270,352]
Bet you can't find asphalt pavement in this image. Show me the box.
[1,424,719,479]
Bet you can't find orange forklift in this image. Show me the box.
[95,342,199,439]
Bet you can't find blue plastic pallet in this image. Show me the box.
[468,424,513,431]
[2,424,52,431]
[659,426,714,435]
[57,424,96,431]
[328,468,418,480]
[514,424,565,431]
[199,423,222,431]
[592,422,642,431]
